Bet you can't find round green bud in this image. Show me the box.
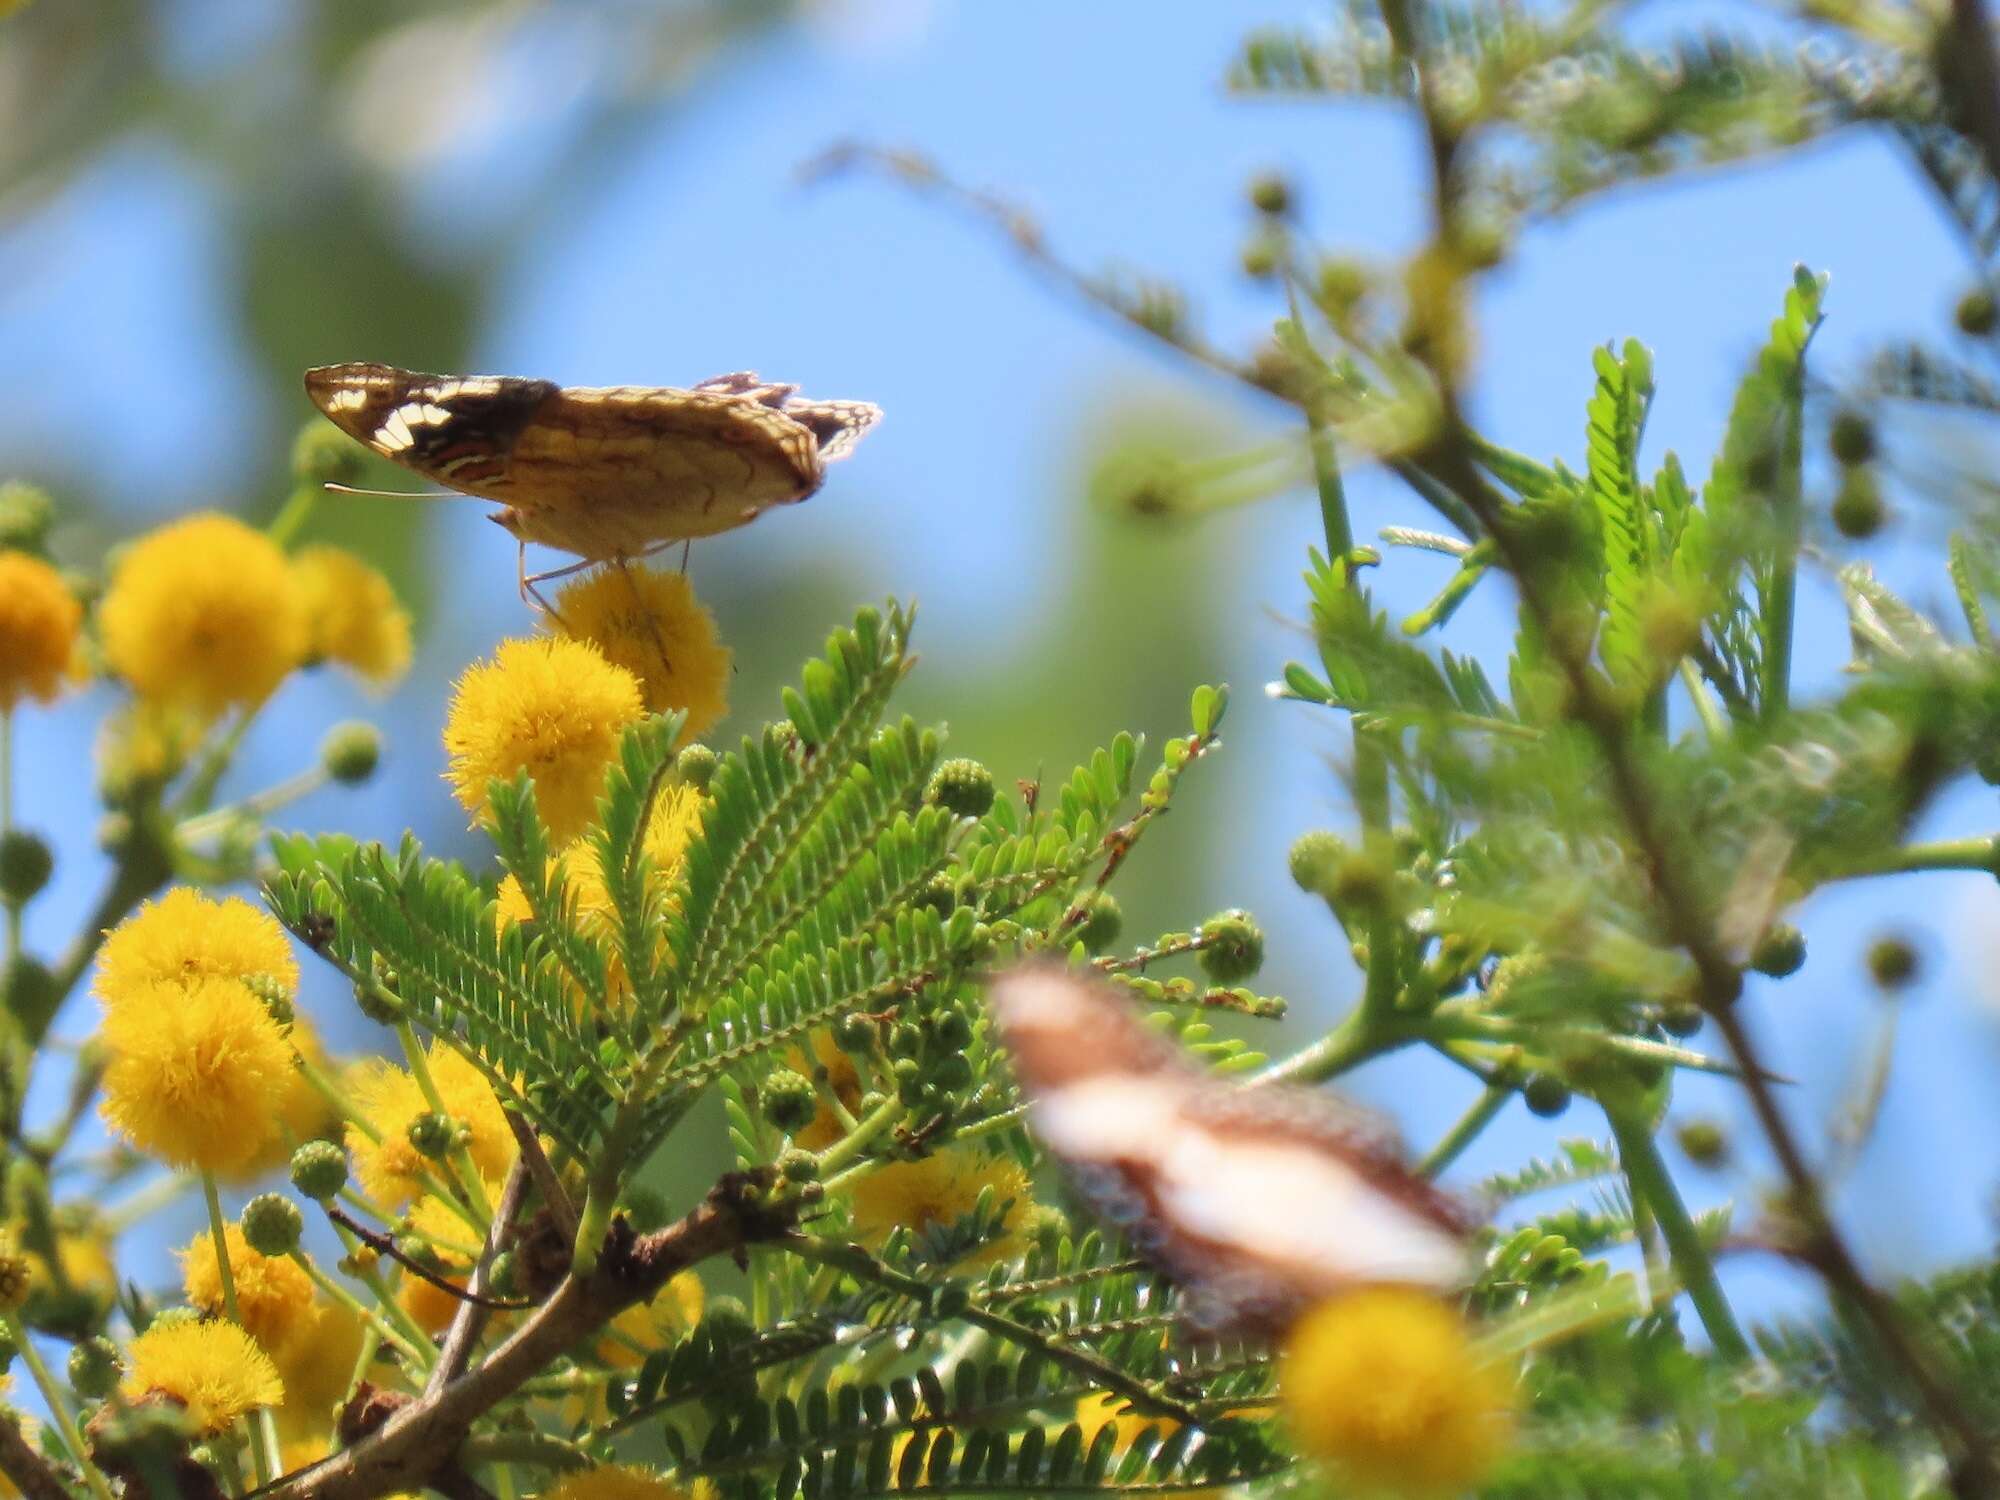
[1072,891,1122,953]
[620,1186,671,1233]
[929,1053,974,1093]
[354,977,402,1025]
[1751,923,1806,979]
[292,422,364,486]
[2,956,60,1040]
[759,1069,818,1133]
[925,759,995,819]
[486,1249,520,1298]
[1248,171,1293,216]
[914,872,958,917]
[1958,287,1998,336]
[1021,1203,1071,1252]
[1316,258,1367,312]
[406,1112,455,1161]
[243,973,294,1026]
[240,1193,304,1257]
[0,483,54,555]
[934,1009,974,1052]
[146,1307,203,1335]
[700,1295,753,1343]
[393,1235,440,1271]
[1197,909,1265,984]
[1832,468,1885,540]
[1829,410,1876,467]
[68,1336,123,1400]
[321,722,382,786]
[889,1022,925,1060]
[289,1140,348,1201]
[675,743,718,791]
[1676,1118,1728,1167]
[832,1012,877,1054]
[0,831,53,907]
[1522,1073,1571,1118]
[1240,235,1281,280]
[775,1147,820,1184]
[1288,831,1344,894]
[1866,935,1919,991]
[1658,1005,1703,1039]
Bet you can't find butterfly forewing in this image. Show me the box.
[990,964,1477,1336]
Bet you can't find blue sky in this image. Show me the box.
[3,0,1997,1334]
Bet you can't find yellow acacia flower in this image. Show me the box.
[223,1015,340,1183]
[345,1044,514,1205]
[179,1224,317,1357]
[0,550,81,710]
[597,1271,704,1368]
[544,1465,708,1500]
[1280,1288,1513,1495]
[789,1029,863,1151]
[99,975,294,1173]
[292,544,413,688]
[273,1296,363,1443]
[550,565,730,740]
[95,886,300,1014]
[95,699,202,794]
[17,1214,118,1328]
[123,1319,285,1434]
[848,1147,1033,1268]
[100,512,308,712]
[443,636,644,844]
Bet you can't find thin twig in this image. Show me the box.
[429,1158,533,1397]
[326,1206,533,1313]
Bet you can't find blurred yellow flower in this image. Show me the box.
[95,699,201,794]
[0,551,81,710]
[95,886,299,1014]
[179,1224,317,1357]
[16,1215,118,1329]
[222,1014,340,1183]
[273,1296,364,1443]
[789,1029,862,1151]
[544,1465,705,1500]
[123,1319,285,1434]
[550,565,729,740]
[292,544,414,689]
[100,512,307,712]
[848,1147,1032,1268]
[99,975,294,1173]
[345,1044,514,1206]
[596,1270,704,1368]
[1280,1288,1513,1495]
[443,636,644,844]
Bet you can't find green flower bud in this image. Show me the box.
[0,483,54,555]
[240,1193,304,1257]
[1240,235,1281,280]
[242,972,294,1026]
[354,976,403,1025]
[700,1295,753,1343]
[1866,935,1918,991]
[759,1069,818,1133]
[1021,1203,1071,1252]
[406,1112,455,1161]
[889,1022,924,1060]
[1751,923,1806,979]
[925,758,995,820]
[3,956,59,1039]
[934,1009,973,1052]
[145,1307,203,1335]
[289,1140,348,1201]
[620,1186,670,1233]
[1248,171,1293,217]
[321,722,382,786]
[1072,891,1122,953]
[486,1250,520,1298]
[1197,909,1265,984]
[292,422,364,487]
[1832,468,1885,539]
[775,1147,820,1184]
[1675,1118,1728,1167]
[1287,831,1345,894]
[68,1336,122,1399]
[675,743,718,791]
[1658,1005,1703,1039]
[1522,1073,1571,1119]
[0,832,53,907]
[1829,409,1876,467]
[832,1012,877,1054]
[929,1053,974,1092]
[0,1326,17,1371]
[914,872,958,917]
[1958,287,1997,336]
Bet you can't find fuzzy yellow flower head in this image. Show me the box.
[100,512,308,712]
[99,975,295,1173]
[848,1146,1033,1268]
[0,550,82,710]
[544,1464,707,1500]
[346,1043,514,1205]
[550,565,730,740]
[1280,1287,1513,1495]
[95,886,299,1014]
[223,1014,341,1183]
[443,635,644,844]
[180,1224,316,1357]
[292,544,414,689]
[123,1319,285,1435]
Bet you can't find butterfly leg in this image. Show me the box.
[614,553,676,675]
[517,545,599,629]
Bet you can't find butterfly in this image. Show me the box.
[304,363,882,593]
[988,964,1477,1337]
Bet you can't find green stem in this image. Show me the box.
[202,1172,275,1485]
[326,1219,436,1364]
[1603,1098,1748,1360]
[813,1094,906,1179]
[1760,353,1807,724]
[288,1251,432,1368]
[1831,834,2000,881]
[1677,660,1728,741]
[1251,1004,1416,1087]
[4,1311,114,1500]
[267,483,319,549]
[1417,1084,1511,1178]
[394,1023,493,1223]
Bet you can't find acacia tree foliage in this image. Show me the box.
[10,4,2000,1500]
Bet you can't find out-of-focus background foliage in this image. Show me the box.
[5,0,1997,1325]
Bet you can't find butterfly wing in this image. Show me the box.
[304,364,556,494]
[990,964,1476,1335]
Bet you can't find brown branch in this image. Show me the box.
[428,1159,532,1398]
[503,1112,578,1244]
[263,1172,789,1500]
[1947,1,2000,199]
[0,1412,77,1500]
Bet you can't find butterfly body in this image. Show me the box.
[303,363,881,563]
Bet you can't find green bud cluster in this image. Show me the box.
[290,1140,348,1200]
[925,758,996,819]
[241,1193,305,1256]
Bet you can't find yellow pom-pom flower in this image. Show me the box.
[95,886,300,1014]
[0,550,81,710]
[544,1464,707,1500]
[292,544,414,689]
[273,1296,363,1443]
[550,565,730,740]
[345,1043,514,1205]
[123,1319,285,1434]
[222,1014,341,1183]
[100,512,308,712]
[179,1224,317,1357]
[443,636,644,845]
[848,1147,1033,1268]
[99,975,295,1173]
[1280,1288,1513,1495]
[788,1029,863,1151]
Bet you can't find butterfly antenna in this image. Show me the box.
[322,482,461,499]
